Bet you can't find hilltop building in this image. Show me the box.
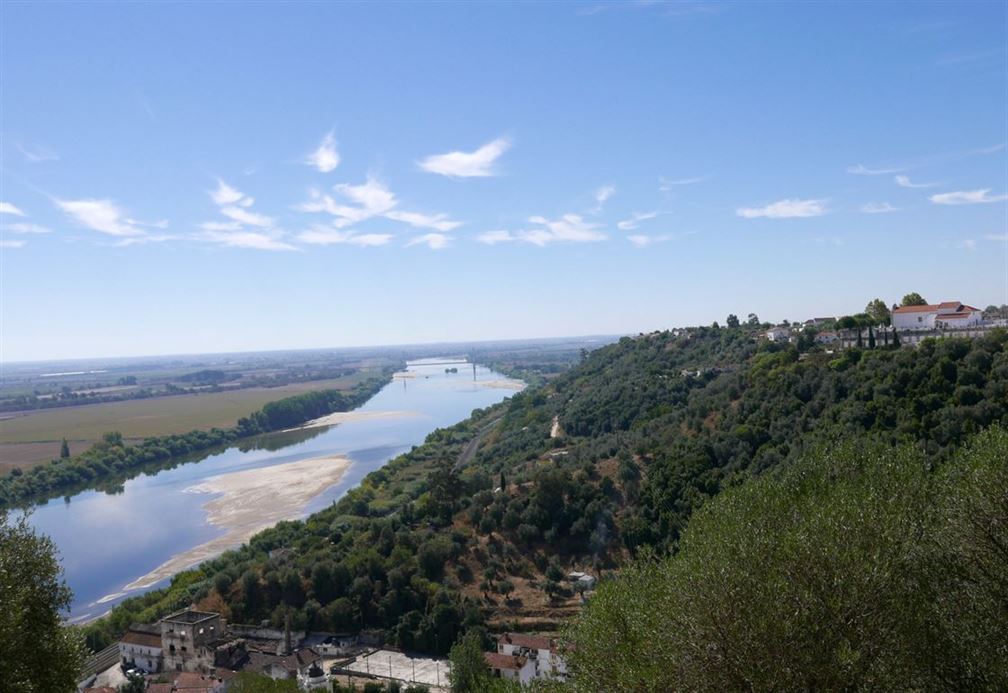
[891,301,982,330]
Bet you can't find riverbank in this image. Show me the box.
[120,455,351,592]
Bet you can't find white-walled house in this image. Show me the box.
[485,652,537,684]
[492,633,567,682]
[891,302,983,330]
[119,624,163,673]
[765,326,791,342]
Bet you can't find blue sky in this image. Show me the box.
[1,1,1006,361]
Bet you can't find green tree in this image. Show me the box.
[746,313,760,327]
[0,512,86,693]
[229,672,299,691]
[564,434,1008,692]
[868,325,876,349]
[448,631,491,692]
[726,314,740,329]
[60,438,70,458]
[901,292,927,306]
[865,298,891,325]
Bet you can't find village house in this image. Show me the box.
[118,623,163,673]
[765,326,791,342]
[891,301,983,330]
[485,651,537,684]
[489,632,567,683]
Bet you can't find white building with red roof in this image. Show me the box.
[891,301,982,331]
[488,632,567,683]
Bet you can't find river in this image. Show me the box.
[25,359,523,622]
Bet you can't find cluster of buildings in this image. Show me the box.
[765,300,992,348]
[101,609,350,692]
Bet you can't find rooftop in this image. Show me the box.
[485,652,528,671]
[162,610,219,625]
[121,628,163,649]
[499,632,555,652]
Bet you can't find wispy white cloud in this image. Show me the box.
[220,206,274,228]
[55,198,146,236]
[406,233,452,249]
[0,202,26,216]
[737,198,827,219]
[298,178,461,232]
[296,228,392,247]
[304,131,340,173]
[861,202,899,214]
[895,175,940,188]
[617,211,659,231]
[210,179,254,207]
[200,221,242,232]
[0,239,27,249]
[199,229,297,251]
[418,137,510,178]
[514,214,607,246]
[847,163,906,176]
[930,189,1008,205]
[659,175,710,190]
[974,142,1006,155]
[6,222,52,234]
[16,142,59,163]
[626,230,698,247]
[592,185,615,213]
[985,233,1008,242]
[477,229,516,245]
[384,210,463,232]
[112,234,178,247]
[959,239,977,251]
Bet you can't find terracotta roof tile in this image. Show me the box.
[121,629,162,649]
[485,652,527,670]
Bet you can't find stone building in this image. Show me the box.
[161,610,225,673]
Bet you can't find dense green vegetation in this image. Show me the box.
[81,326,1007,688]
[0,372,392,509]
[565,428,1008,691]
[0,512,86,692]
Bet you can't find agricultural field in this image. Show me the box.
[0,373,373,472]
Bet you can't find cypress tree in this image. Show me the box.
[868,325,876,349]
[60,438,70,458]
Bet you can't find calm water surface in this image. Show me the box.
[27,360,521,621]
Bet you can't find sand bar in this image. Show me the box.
[475,378,526,391]
[288,409,420,432]
[121,455,350,591]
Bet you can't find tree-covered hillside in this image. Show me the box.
[84,327,1008,662]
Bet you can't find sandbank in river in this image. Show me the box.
[121,455,350,592]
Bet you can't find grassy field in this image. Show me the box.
[0,373,373,471]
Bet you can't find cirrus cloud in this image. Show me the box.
[304,131,340,173]
[55,198,146,236]
[0,202,26,216]
[737,198,827,219]
[418,137,510,178]
[930,188,1008,205]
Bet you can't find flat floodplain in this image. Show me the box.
[0,374,371,471]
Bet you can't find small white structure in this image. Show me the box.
[297,662,329,691]
[313,633,358,656]
[485,651,537,684]
[891,301,982,331]
[567,571,597,591]
[765,326,791,342]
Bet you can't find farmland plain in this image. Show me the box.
[0,373,371,472]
